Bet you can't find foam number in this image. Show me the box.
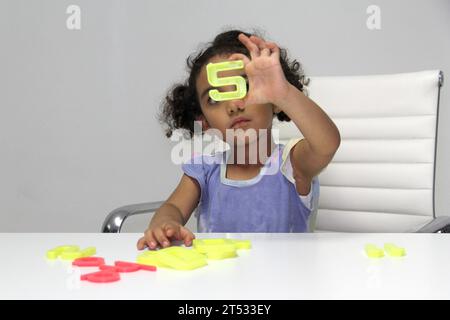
[193,238,251,260]
[46,245,96,260]
[137,246,207,270]
[206,60,247,102]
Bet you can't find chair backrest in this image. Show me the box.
[274,70,443,232]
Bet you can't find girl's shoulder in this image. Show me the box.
[181,151,224,189]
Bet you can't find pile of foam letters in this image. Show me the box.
[46,238,251,283]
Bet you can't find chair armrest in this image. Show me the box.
[415,216,450,233]
[101,201,164,233]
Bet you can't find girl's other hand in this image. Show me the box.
[136,221,195,250]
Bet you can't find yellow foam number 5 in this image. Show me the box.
[206,60,247,102]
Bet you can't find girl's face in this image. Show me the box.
[195,54,279,144]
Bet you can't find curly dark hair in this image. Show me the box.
[159,29,305,138]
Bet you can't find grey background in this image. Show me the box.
[0,0,449,232]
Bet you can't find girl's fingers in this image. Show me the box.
[163,223,176,238]
[250,35,280,58]
[164,223,183,240]
[266,42,280,59]
[137,227,194,249]
[154,228,170,248]
[180,226,195,247]
[136,237,147,250]
[144,230,158,249]
[238,33,260,58]
[240,34,279,60]
[260,48,271,57]
[228,53,250,65]
[254,37,279,58]
[249,35,267,51]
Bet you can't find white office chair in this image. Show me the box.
[102,70,449,233]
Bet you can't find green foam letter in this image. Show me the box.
[206,60,247,101]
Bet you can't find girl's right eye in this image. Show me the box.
[207,97,219,105]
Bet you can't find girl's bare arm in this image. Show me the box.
[137,174,201,249]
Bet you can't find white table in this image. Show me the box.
[1,233,449,299]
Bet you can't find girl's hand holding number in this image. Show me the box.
[229,34,292,107]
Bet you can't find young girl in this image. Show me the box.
[137,30,340,250]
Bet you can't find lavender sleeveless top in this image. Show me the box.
[181,143,319,232]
